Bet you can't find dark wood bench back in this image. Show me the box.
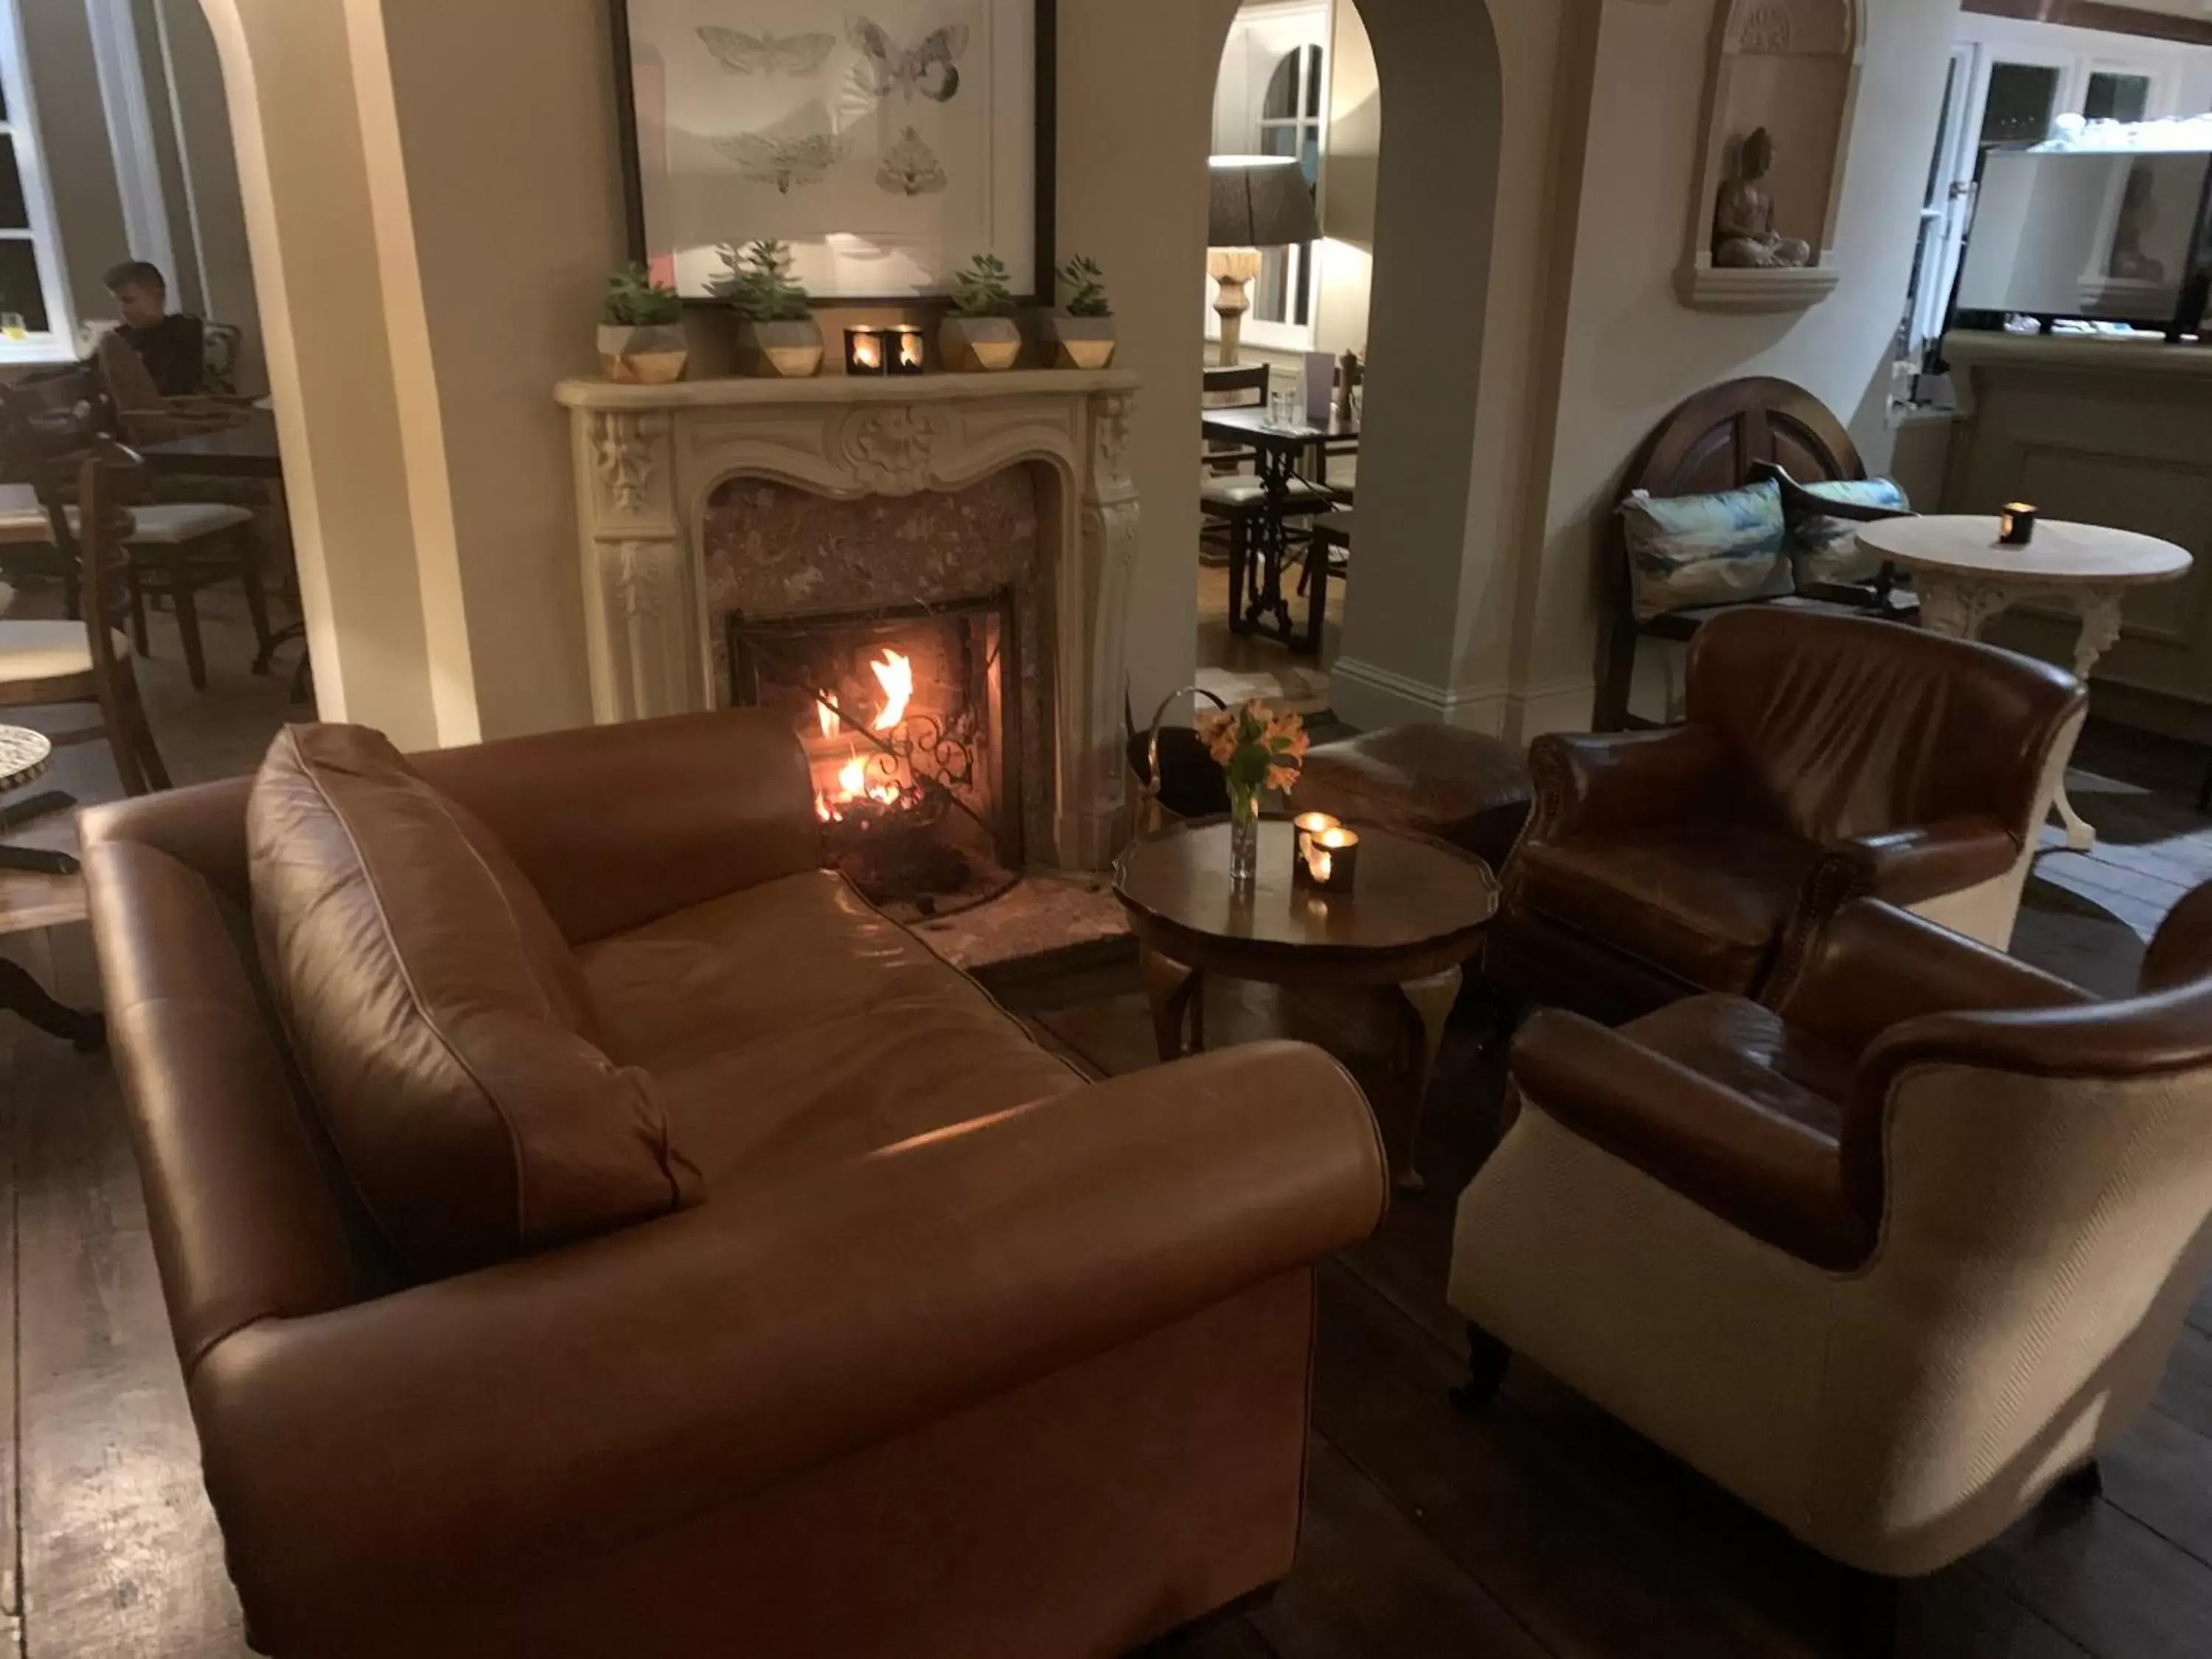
[1596,378,1868,731]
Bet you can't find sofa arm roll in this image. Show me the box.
[1823,815,2022,908]
[1510,1009,1873,1270]
[191,1041,1385,1651]
[1525,725,1740,846]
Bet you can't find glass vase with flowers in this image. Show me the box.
[1194,700,1310,891]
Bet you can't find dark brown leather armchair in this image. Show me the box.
[1488,608,2086,1023]
[1452,886,2212,1578]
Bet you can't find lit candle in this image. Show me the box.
[1292,813,1341,888]
[893,327,927,373]
[1306,827,1359,892]
[1999,503,2037,546]
[846,327,886,375]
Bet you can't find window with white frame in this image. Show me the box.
[0,0,74,360]
[1211,1,1330,351]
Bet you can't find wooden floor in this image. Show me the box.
[4,585,2212,1655]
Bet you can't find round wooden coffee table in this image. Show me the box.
[1113,816,1500,1191]
[1857,514,2192,852]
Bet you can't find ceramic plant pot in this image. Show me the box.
[939,314,1021,372]
[1041,313,1116,369]
[597,323,688,385]
[736,317,826,379]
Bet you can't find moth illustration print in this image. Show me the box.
[696,27,837,77]
[876,128,948,196]
[848,15,970,104]
[714,131,849,194]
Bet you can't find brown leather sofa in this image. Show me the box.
[1454,886,2212,1579]
[82,709,1389,1659]
[1488,608,2086,1024]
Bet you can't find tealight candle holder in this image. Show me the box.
[845,327,888,376]
[1300,827,1360,894]
[1999,503,2037,546]
[1291,813,1340,888]
[890,325,928,375]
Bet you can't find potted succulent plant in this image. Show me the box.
[939,254,1022,372]
[1041,255,1116,369]
[597,265,687,384]
[717,240,824,378]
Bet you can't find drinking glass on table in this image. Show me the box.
[1268,388,1298,430]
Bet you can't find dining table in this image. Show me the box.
[1856,512,2194,854]
[1200,404,1357,646]
[136,406,284,480]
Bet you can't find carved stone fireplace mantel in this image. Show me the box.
[555,369,1141,870]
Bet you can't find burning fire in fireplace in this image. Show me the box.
[813,650,919,824]
[730,594,1015,920]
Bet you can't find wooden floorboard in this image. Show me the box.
[1312,1261,1809,1658]
[2098,1406,2212,1570]
[9,927,246,1659]
[1249,1439,1548,1659]
[2153,1324,2212,1439]
[1978,1498,2212,1659]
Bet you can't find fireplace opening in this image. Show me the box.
[729,592,1020,921]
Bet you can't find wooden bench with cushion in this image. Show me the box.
[1595,376,1917,733]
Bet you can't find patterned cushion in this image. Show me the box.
[1620,480,1792,624]
[1787,478,1913,587]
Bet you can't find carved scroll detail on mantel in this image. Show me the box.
[557,370,1143,871]
[839,406,957,495]
[591,411,669,515]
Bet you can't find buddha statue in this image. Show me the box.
[1714,128,1812,270]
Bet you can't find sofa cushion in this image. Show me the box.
[248,724,699,1280]
[578,870,1084,1191]
[1515,821,1820,995]
[1619,479,1792,623]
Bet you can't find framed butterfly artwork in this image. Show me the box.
[611,0,1054,303]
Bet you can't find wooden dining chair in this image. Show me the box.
[0,365,271,690]
[0,432,170,796]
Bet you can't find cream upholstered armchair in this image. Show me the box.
[1450,886,2212,1585]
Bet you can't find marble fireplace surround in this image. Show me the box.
[555,369,1141,870]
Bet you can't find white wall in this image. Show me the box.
[1063,0,1245,718]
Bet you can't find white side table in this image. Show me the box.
[1857,515,2192,853]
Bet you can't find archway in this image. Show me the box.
[1191,0,1506,727]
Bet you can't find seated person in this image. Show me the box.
[105,260,205,397]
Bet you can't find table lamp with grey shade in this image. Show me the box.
[1208,156,1320,366]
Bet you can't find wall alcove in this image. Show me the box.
[1678,0,1863,314]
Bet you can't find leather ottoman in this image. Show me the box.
[1293,726,1532,874]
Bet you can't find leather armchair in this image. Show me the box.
[1451,887,2212,1579]
[83,709,1391,1659]
[1489,608,2085,1023]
